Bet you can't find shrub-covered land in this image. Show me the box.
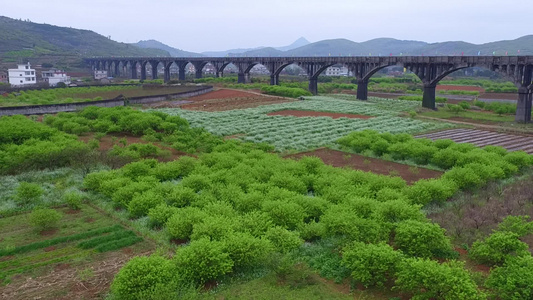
[44,106,224,154]
[84,131,532,298]
[0,115,91,175]
[337,130,532,206]
[155,95,452,151]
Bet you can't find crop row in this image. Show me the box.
[155,96,452,151]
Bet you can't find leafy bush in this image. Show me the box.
[264,226,303,253]
[342,242,404,287]
[496,215,533,237]
[485,256,533,300]
[111,255,177,300]
[469,231,530,266]
[394,220,454,259]
[29,208,62,232]
[394,259,486,300]
[14,182,43,206]
[63,190,83,210]
[174,238,233,284]
[166,207,207,240]
[223,232,273,270]
[260,85,312,98]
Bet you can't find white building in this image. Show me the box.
[325,64,350,76]
[42,69,71,86]
[8,63,37,86]
[94,70,108,80]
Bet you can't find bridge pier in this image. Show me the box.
[309,78,318,95]
[216,71,223,78]
[114,63,120,78]
[195,69,203,79]
[150,62,158,80]
[131,65,137,79]
[422,85,437,110]
[179,65,186,81]
[140,67,147,81]
[515,87,532,123]
[164,65,171,83]
[356,80,368,100]
[270,74,279,85]
[238,72,245,84]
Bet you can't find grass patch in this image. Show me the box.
[420,110,516,123]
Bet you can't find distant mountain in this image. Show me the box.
[275,37,310,52]
[0,16,168,68]
[238,36,533,57]
[202,46,265,57]
[133,40,203,57]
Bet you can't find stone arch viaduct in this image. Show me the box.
[84,56,533,122]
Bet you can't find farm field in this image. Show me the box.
[156,94,453,151]
[0,204,152,300]
[0,85,202,107]
[416,129,533,154]
[178,89,294,111]
[0,89,532,299]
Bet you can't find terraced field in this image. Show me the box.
[417,128,533,154]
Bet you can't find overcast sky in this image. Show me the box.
[3,0,531,53]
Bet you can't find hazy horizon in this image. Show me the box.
[3,0,531,53]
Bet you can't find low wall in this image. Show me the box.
[0,86,212,116]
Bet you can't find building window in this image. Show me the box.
[25,66,29,69]
[32,77,35,81]
[31,71,34,75]
[20,74,23,76]
[20,80,23,83]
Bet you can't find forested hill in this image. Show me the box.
[0,16,168,68]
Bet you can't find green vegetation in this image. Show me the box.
[29,208,62,232]
[155,95,452,151]
[440,78,518,93]
[260,85,312,98]
[398,95,448,103]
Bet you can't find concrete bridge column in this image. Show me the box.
[150,62,158,80]
[140,67,147,81]
[164,65,171,83]
[131,65,137,79]
[195,69,203,79]
[270,74,279,85]
[178,65,186,81]
[515,87,532,123]
[356,79,369,100]
[216,71,224,78]
[237,72,245,84]
[244,72,251,84]
[422,84,437,110]
[309,77,318,95]
[114,64,120,77]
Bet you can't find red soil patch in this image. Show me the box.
[65,209,81,215]
[178,89,294,111]
[170,239,188,246]
[0,255,14,262]
[54,263,71,272]
[40,228,59,236]
[286,148,442,184]
[437,85,485,92]
[267,110,373,119]
[44,246,56,252]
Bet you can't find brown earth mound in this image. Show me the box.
[286,148,442,184]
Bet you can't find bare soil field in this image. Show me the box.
[285,148,442,184]
[267,110,373,119]
[175,89,294,111]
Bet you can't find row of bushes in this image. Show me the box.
[260,86,312,98]
[337,130,532,206]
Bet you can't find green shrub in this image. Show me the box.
[223,232,273,270]
[127,190,164,218]
[485,256,533,300]
[394,259,486,300]
[262,200,305,230]
[29,208,62,232]
[174,238,233,284]
[63,190,83,210]
[111,255,177,300]
[264,226,303,253]
[342,242,404,288]
[394,220,454,259]
[404,179,458,206]
[166,207,207,240]
[496,215,533,237]
[14,182,43,206]
[469,231,530,266]
[147,204,179,229]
